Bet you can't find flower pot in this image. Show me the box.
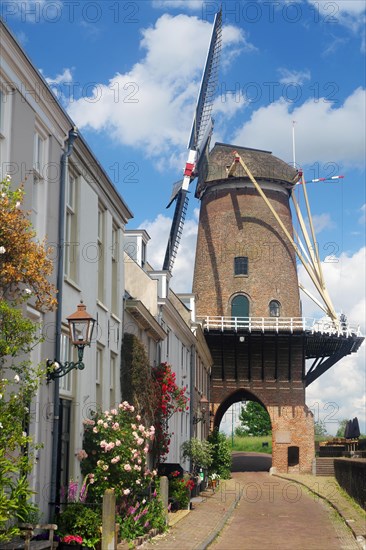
[58,544,82,550]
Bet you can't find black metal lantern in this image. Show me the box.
[47,302,96,381]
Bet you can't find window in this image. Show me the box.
[65,170,78,280]
[166,329,170,357]
[234,256,248,276]
[231,295,249,318]
[111,224,119,314]
[141,241,146,268]
[59,333,73,394]
[269,300,281,317]
[97,206,105,303]
[33,132,44,174]
[110,353,116,408]
[0,86,12,177]
[96,347,103,409]
[0,90,3,133]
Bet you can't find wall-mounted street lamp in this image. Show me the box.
[47,302,96,381]
[193,396,209,425]
[193,408,206,425]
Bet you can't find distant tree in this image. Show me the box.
[237,401,271,437]
[314,420,328,437]
[336,419,348,438]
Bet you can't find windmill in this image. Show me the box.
[162,8,222,272]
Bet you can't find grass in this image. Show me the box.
[228,435,272,454]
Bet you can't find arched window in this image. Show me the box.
[231,295,249,318]
[269,300,281,317]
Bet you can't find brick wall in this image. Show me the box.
[193,183,300,318]
[211,383,314,473]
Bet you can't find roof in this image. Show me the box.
[196,142,299,197]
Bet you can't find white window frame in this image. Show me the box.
[97,205,105,303]
[64,166,78,281]
[59,332,73,395]
[0,82,13,179]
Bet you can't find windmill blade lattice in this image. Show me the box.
[163,9,222,272]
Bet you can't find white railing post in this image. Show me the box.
[221,316,224,332]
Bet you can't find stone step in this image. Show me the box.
[315,458,335,476]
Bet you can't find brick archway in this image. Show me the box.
[210,382,315,474]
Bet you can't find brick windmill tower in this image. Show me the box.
[190,144,363,473]
[163,11,363,473]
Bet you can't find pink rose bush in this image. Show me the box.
[80,402,156,503]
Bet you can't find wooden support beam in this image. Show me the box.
[221,331,224,380]
[233,152,338,322]
[234,332,238,380]
[261,332,265,381]
[301,174,326,288]
[288,333,292,381]
[302,333,306,380]
[292,193,322,280]
[247,332,251,381]
[275,332,279,380]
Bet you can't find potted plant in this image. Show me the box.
[208,472,220,490]
[57,503,101,550]
[181,438,213,477]
[60,535,83,549]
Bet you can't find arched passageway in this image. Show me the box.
[215,389,272,472]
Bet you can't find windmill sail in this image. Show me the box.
[163,9,222,272]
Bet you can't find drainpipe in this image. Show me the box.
[49,127,78,520]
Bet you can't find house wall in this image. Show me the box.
[1,21,132,521]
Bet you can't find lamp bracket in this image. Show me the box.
[47,345,85,381]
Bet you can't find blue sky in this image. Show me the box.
[3,0,365,434]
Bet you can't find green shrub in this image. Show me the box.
[181,438,212,474]
[168,478,190,509]
[208,429,232,479]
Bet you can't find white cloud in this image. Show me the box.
[311,213,335,233]
[306,345,365,434]
[140,210,199,293]
[298,245,366,434]
[308,0,366,16]
[306,0,366,52]
[298,247,366,328]
[44,68,73,86]
[232,87,366,167]
[278,68,311,86]
[67,14,249,162]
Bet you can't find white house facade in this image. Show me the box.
[0,20,133,521]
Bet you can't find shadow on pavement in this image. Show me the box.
[231,451,272,472]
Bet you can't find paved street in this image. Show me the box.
[209,471,359,550]
[140,453,362,550]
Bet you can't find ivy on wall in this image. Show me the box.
[121,333,157,427]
